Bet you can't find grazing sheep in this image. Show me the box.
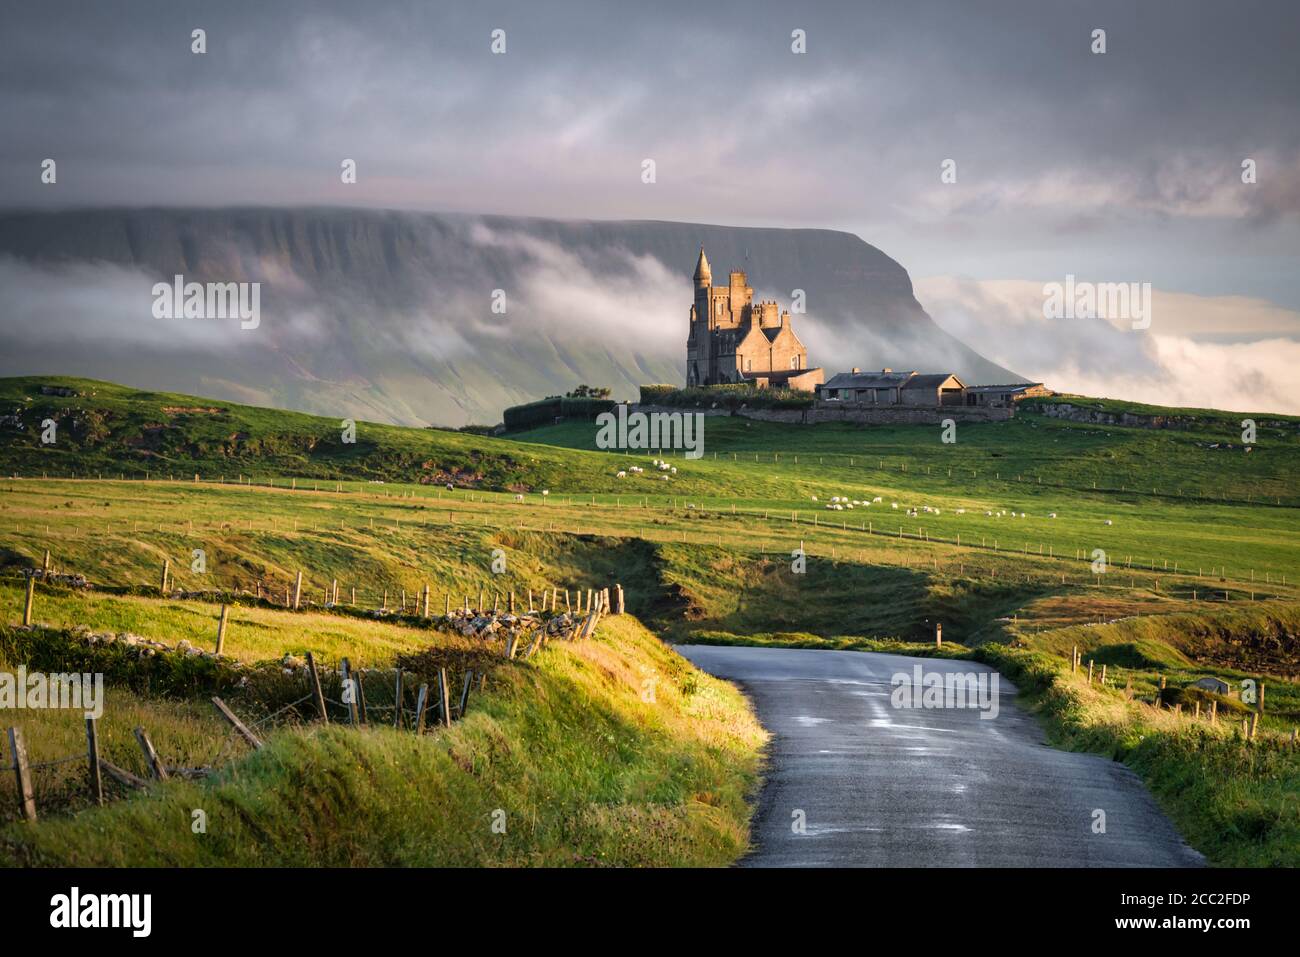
[891,502,899,509]
[616,471,627,479]
[873,496,883,503]
[1048,512,1057,518]
[514,494,524,503]
[811,495,819,501]
[670,466,677,474]
[1104,519,1113,526]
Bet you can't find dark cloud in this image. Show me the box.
[1,0,1297,303]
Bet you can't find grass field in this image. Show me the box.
[1,375,1297,865]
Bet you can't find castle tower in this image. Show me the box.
[693,245,712,288]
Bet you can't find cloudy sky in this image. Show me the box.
[2,0,1299,411]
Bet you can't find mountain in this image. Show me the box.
[0,207,1019,426]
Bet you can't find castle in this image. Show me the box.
[685,247,824,392]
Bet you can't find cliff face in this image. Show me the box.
[0,208,1017,425]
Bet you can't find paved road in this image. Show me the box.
[679,645,1203,867]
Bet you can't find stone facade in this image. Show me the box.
[685,247,823,391]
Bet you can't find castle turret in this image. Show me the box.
[693,245,712,288]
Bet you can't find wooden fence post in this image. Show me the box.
[341,658,360,725]
[293,570,303,610]
[935,622,942,648]
[355,668,368,725]
[22,575,35,627]
[459,672,472,719]
[306,652,328,724]
[438,669,452,727]
[614,584,624,615]
[211,697,264,749]
[422,584,430,618]
[85,717,104,805]
[160,558,170,595]
[7,727,37,822]
[393,671,404,729]
[1071,645,1077,673]
[215,604,230,655]
[133,727,170,780]
[413,684,429,733]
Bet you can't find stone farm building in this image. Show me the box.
[685,247,824,392]
[819,369,1049,408]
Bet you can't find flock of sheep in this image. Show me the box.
[615,459,676,482]
[605,460,1117,525]
[812,494,1116,525]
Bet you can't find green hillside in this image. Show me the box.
[1,375,1297,865]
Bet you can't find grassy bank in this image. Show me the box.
[0,615,767,866]
[974,637,1300,867]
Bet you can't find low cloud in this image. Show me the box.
[916,276,1300,414]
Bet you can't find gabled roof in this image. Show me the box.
[901,373,964,390]
[821,370,916,390]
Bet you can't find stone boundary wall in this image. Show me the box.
[630,403,1012,425]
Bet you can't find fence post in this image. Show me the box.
[215,604,230,655]
[85,717,104,806]
[293,570,303,610]
[22,575,35,626]
[211,697,264,749]
[438,668,452,728]
[160,559,170,595]
[935,623,942,648]
[341,658,360,725]
[459,672,472,718]
[306,652,328,724]
[394,671,404,729]
[422,584,430,618]
[7,727,37,822]
[133,727,170,780]
[355,668,368,725]
[413,684,429,733]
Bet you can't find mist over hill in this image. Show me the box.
[0,208,1018,426]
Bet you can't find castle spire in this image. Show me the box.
[693,245,712,286]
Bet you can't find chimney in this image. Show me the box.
[882,368,892,373]
[851,367,860,374]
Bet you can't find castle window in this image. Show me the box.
[790,355,800,370]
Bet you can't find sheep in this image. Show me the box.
[670,466,677,474]
[873,496,883,503]
[891,502,899,509]
[1104,519,1113,526]
[811,495,819,502]
[616,471,627,479]
[985,510,992,516]
[514,493,524,503]
[1048,512,1057,518]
